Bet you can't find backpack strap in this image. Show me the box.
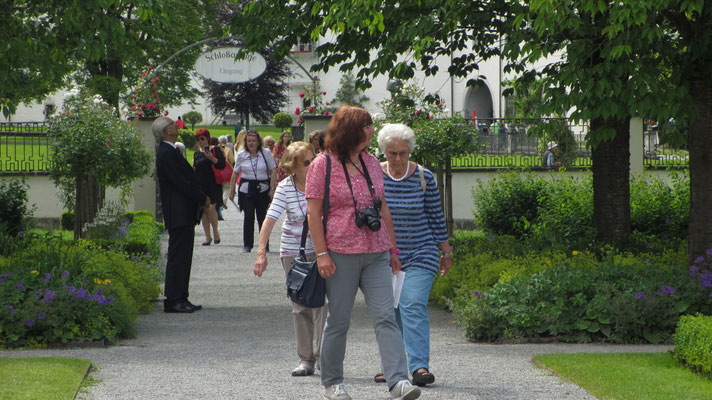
[418,164,426,193]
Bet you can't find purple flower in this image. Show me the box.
[17,282,25,291]
[635,291,646,300]
[42,289,56,304]
[690,265,699,273]
[707,249,712,256]
[76,288,87,299]
[43,273,51,283]
[82,280,89,286]
[38,312,46,320]
[63,270,70,278]
[68,286,76,294]
[694,256,705,264]
[24,320,34,327]
[472,290,485,299]
[657,285,676,296]
[18,230,25,238]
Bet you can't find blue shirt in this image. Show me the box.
[383,166,448,275]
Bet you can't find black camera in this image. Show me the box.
[355,198,382,232]
[204,145,209,151]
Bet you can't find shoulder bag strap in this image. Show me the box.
[299,155,331,258]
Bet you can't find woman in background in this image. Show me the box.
[228,130,278,252]
[273,131,291,182]
[193,128,225,245]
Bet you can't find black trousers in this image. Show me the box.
[164,225,195,305]
[239,190,270,249]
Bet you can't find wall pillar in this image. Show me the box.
[132,117,158,218]
[630,115,644,176]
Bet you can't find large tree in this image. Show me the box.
[2,0,215,115]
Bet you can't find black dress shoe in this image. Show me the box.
[183,300,202,311]
[164,302,194,313]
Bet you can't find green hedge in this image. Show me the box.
[674,314,712,378]
[451,250,711,343]
[124,211,163,266]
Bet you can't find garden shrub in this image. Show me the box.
[0,235,161,348]
[60,211,74,231]
[674,314,712,379]
[123,211,162,267]
[472,173,546,238]
[630,173,689,239]
[531,174,594,249]
[452,253,712,344]
[0,178,34,236]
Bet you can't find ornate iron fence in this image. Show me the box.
[0,122,52,176]
[453,118,592,170]
[642,119,689,169]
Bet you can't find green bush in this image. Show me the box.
[178,130,197,150]
[273,112,293,130]
[472,173,546,238]
[60,211,74,231]
[452,252,711,344]
[531,174,594,248]
[0,232,161,348]
[0,178,34,236]
[124,211,163,267]
[674,314,712,379]
[630,172,689,239]
[182,111,202,130]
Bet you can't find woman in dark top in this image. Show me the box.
[194,128,226,245]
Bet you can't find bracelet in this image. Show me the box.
[316,251,329,257]
[389,248,400,255]
[441,252,452,258]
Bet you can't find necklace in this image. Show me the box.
[387,161,410,182]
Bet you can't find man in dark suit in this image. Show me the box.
[154,117,210,313]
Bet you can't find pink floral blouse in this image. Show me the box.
[305,151,392,254]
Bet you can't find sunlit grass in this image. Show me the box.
[0,357,92,400]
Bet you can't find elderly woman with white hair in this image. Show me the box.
[375,123,452,387]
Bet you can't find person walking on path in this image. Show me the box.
[305,106,421,400]
[193,129,226,245]
[253,141,326,377]
[375,123,453,387]
[153,116,208,313]
[228,129,278,252]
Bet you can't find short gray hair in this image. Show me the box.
[219,135,228,144]
[377,123,416,154]
[152,117,173,141]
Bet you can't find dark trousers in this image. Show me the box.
[164,225,195,305]
[239,190,270,249]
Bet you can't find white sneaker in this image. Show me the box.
[390,380,421,400]
[324,383,351,400]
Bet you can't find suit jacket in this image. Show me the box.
[156,141,206,230]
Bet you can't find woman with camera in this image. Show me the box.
[228,129,278,252]
[305,106,420,400]
[253,142,326,377]
[373,123,452,387]
[193,128,226,245]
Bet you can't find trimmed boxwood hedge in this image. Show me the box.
[674,314,712,378]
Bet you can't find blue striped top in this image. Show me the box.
[384,166,448,275]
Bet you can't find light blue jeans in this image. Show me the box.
[395,267,436,374]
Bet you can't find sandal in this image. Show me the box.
[412,369,435,387]
[373,372,386,383]
[201,241,211,246]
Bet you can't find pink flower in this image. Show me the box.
[131,105,137,110]
[428,114,433,119]
[126,117,131,121]
[324,111,330,116]
[150,83,155,87]
[299,92,305,98]
[323,91,327,95]
[141,104,147,109]
[415,109,421,115]
[326,102,330,106]
[155,77,159,82]
[312,88,316,93]
[137,112,143,117]
[295,107,301,115]
[297,116,303,124]
[439,102,444,107]
[308,106,314,112]
[141,73,146,77]
[164,111,169,116]
[148,66,153,71]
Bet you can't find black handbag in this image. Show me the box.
[286,155,331,308]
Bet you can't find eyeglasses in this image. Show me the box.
[302,159,313,167]
[387,150,410,158]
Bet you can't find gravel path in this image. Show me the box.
[2,205,671,399]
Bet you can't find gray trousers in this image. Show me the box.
[320,251,409,388]
[281,255,327,365]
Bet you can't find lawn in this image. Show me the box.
[0,357,92,400]
[534,352,712,400]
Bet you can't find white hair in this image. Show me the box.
[377,123,416,154]
[175,142,185,154]
[152,117,173,141]
[219,135,228,144]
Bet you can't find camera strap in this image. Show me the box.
[341,153,377,213]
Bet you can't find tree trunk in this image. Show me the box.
[591,117,631,246]
[73,172,104,240]
[688,80,712,264]
[436,161,445,215]
[445,160,454,236]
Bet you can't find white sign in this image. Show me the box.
[194,47,267,83]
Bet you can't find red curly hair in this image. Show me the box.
[194,128,211,140]
[325,105,372,163]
